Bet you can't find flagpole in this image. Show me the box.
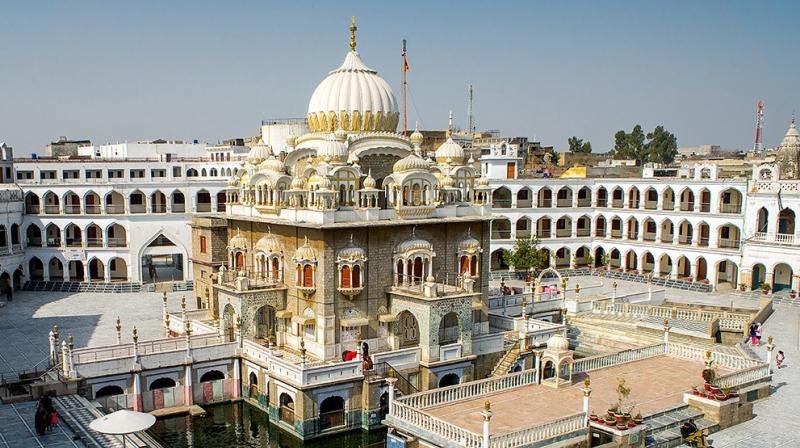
[402,39,408,136]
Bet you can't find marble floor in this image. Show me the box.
[0,401,84,448]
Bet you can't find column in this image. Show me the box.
[233,356,241,399]
[386,377,397,410]
[533,351,541,383]
[184,364,194,406]
[481,401,493,448]
[84,263,91,283]
[663,320,671,348]
[766,336,775,373]
[132,371,143,411]
[211,194,219,213]
[581,377,592,423]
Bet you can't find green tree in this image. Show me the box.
[645,125,678,165]
[502,236,549,270]
[568,136,592,153]
[610,125,646,164]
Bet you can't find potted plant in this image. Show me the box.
[702,366,716,392]
[738,283,746,292]
[791,290,797,299]
[604,415,616,426]
[760,283,771,295]
[613,378,632,424]
[589,412,598,422]
[634,413,643,425]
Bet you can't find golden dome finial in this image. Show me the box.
[349,16,357,51]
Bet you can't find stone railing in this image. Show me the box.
[666,342,762,370]
[73,333,227,364]
[489,413,586,448]
[397,370,537,410]
[242,339,363,387]
[389,401,484,448]
[593,301,753,330]
[573,344,665,373]
[714,364,771,389]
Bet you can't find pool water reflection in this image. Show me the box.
[148,402,386,448]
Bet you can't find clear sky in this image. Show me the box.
[1,1,798,155]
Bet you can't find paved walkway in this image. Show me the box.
[0,290,196,378]
[0,401,84,448]
[710,302,800,447]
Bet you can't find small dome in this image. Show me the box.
[546,333,570,351]
[247,144,272,165]
[393,152,431,173]
[459,231,481,254]
[338,237,367,261]
[259,155,285,173]
[441,175,455,188]
[363,170,377,189]
[478,175,490,186]
[435,137,465,164]
[291,175,306,190]
[780,115,800,149]
[317,134,349,163]
[227,176,239,187]
[308,173,333,190]
[396,237,433,254]
[294,237,317,262]
[255,230,282,254]
[286,132,297,148]
[229,232,248,250]
[409,128,424,146]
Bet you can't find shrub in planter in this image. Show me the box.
[616,424,626,431]
[627,422,636,429]
[790,290,797,299]
[634,413,643,425]
[589,413,598,422]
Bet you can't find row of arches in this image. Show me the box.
[187,166,235,177]
[24,189,226,215]
[25,223,126,248]
[492,185,743,214]
[755,207,796,237]
[488,246,738,288]
[28,256,128,282]
[493,216,741,249]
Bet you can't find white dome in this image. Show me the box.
[247,144,272,165]
[291,175,306,190]
[255,231,282,254]
[294,237,317,262]
[363,170,377,189]
[780,116,800,150]
[317,134,349,164]
[409,129,424,146]
[307,51,399,133]
[393,153,431,173]
[435,137,465,164]
[259,156,285,173]
[546,333,570,351]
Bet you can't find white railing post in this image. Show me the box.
[581,377,591,425]
[766,336,775,373]
[481,401,493,448]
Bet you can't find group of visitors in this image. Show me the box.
[748,322,787,370]
[748,322,763,346]
[34,395,58,436]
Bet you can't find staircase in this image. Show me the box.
[642,404,719,447]
[568,314,661,356]
[490,340,521,377]
[367,362,418,396]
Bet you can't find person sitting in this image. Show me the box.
[680,418,699,445]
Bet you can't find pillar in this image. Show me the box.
[766,336,775,373]
[184,364,194,406]
[61,341,69,378]
[481,401,493,448]
[534,351,541,384]
[386,377,397,409]
[663,319,671,348]
[132,371,143,412]
[48,329,57,366]
[233,356,241,399]
[581,377,592,424]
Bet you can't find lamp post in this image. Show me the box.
[480,401,493,448]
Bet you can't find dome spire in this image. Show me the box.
[349,16,357,51]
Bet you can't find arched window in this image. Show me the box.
[296,265,302,287]
[460,255,470,274]
[470,255,478,276]
[352,265,361,288]
[341,265,351,288]
[271,258,280,280]
[303,264,314,287]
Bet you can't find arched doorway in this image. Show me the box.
[88,258,105,282]
[69,260,84,282]
[542,361,555,380]
[438,373,461,388]
[248,372,259,399]
[751,263,766,290]
[279,393,295,424]
[95,385,125,399]
[149,377,176,390]
[199,370,225,382]
[438,312,460,345]
[28,257,44,281]
[716,260,738,291]
[773,263,793,291]
[48,258,64,281]
[319,396,345,430]
[254,305,276,340]
[398,311,419,348]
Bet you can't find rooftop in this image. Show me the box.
[426,355,728,434]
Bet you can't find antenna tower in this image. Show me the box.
[467,84,475,134]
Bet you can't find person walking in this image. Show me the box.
[756,322,763,343]
[6,285,12,302]
[749,323,758,346]
[777,350,785,369]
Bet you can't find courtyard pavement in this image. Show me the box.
[0,290,196,379]
[708,302,800,448]
[0,401,84,448]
